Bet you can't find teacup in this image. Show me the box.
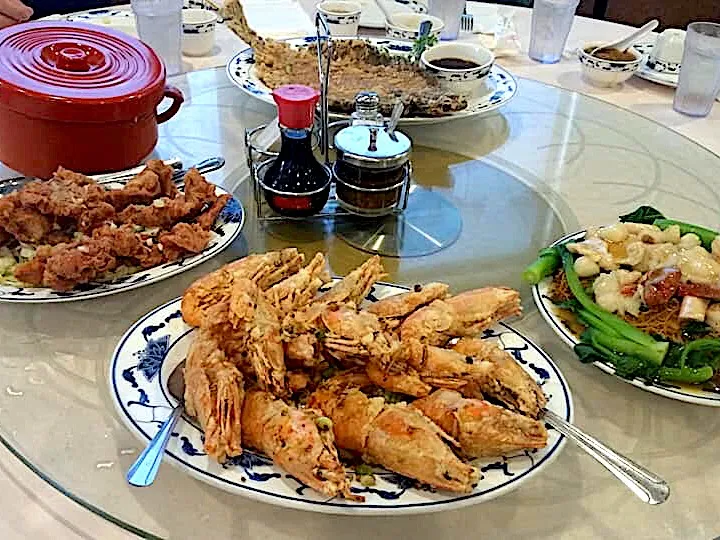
[317,1,362,38]
[648,28,686,74]
[182,8,218,57]
[385,13,444,41]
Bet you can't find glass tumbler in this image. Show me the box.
[529,0,579,64]
[673,22,720,118]
[131,0,183,76]
[428,0,465,41]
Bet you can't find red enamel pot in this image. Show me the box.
[0,21,184,178]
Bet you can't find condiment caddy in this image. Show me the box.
[244,14,413,223]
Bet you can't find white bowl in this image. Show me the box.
[317,1,362,38]
[182,8,217,57]
[385,13,444,41]
[648,28,685,74]
[578,41,642,87]
[420,42,495,97]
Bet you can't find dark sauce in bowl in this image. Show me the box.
[429,57,481,70]
[584,47,637,62]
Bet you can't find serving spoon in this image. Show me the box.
[544,409,669,504]
[589,19,659,55]
[126,360,187,487]
[128,360,670,503]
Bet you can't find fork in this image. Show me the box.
[0,158,183,195]
[460,11,474,33]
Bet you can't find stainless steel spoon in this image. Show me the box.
[544,409,670,504]
[126,361,187,487]
[386,101,405,142]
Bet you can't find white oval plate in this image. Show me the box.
[0,186,244,303]
[533,230,720,407]
[226,37,517,126]
[111,280,572,515]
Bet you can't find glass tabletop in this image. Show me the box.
[1,67,719,538]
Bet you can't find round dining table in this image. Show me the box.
[1,3,719,539]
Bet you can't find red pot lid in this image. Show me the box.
[0,21,166,122]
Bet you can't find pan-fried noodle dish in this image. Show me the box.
[179,249,549,500]
[524,206,720,388]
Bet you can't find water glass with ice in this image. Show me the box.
[529,0,579,64]
[131,0,183,76]
[673,22,720,117]
[428,0,465,41]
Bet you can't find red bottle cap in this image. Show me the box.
[272,85,320,129]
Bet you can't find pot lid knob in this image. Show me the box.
[40,42,105,72]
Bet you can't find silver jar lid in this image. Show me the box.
[334,124,411,169]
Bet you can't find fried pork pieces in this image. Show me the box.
[0,161,228,291]
[181,251,549,499]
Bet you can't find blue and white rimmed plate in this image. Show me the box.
[0,187,244,303]
[226,37,517,126]
[533,229,720,407]
[111,280,572,515]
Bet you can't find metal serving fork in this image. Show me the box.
[460,10,474,33]
[0,158,182,195]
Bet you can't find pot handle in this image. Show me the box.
[156,85,184,124]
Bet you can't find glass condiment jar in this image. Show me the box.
[258,84,331,217]
[333,93,412,217]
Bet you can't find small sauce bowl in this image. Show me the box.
[578,41,642,87]
[420,42,495,97]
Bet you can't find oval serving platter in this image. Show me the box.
[0,187,244,303]
[226,37,517,127]
[111,280,572,515]
[533,229,720,407]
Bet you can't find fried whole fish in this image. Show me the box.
[222,2,468,117]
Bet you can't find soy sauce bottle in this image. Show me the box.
[260,85,331,217]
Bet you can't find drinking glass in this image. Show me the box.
[131,0,183,76]
[428,0,465,41]
[673,22,720,118]
[528,0,579,64]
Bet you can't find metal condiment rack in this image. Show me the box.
[244,13,412,223]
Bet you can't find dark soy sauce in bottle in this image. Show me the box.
[261,85,330,217]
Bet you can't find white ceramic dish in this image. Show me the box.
[318,1,362,37]
[385,13,443,41]
[226,37,517,126]
[421,42,495,97]
[182,8,217,56]
[533,229,720,407]
[111,280,573,515]
[577,41,642,87]
[649,28,685,74]
[0,186,244,303]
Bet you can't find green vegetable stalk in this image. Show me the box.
[658,366,714,384]
[522,246,562,285]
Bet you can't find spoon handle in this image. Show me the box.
[126,405,183,487]
[544,410,670,505]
